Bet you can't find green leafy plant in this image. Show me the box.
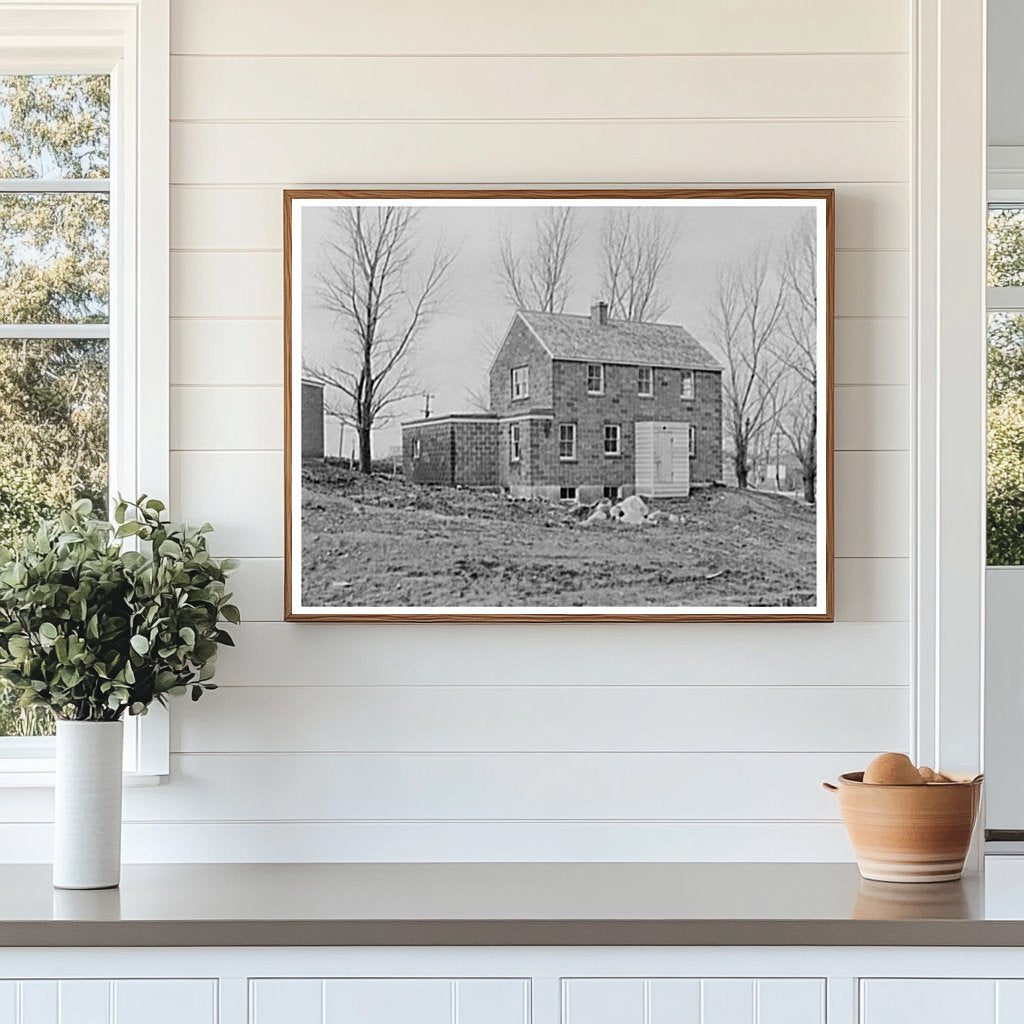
[0,496,239,722]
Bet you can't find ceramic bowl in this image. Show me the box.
[823,771,983,883]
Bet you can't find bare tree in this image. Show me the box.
[775,212,818,503]
[306,207,454,474]
[707,249,787,490]
[600,209,676,322]
[496,207,578,312]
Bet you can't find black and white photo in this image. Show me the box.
[284,190,833,621]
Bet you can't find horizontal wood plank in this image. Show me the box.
[171,183,908,252]
[171,54,909,122]
[834,385,910,450]
[171,385,282,451]
[209,620,910,687]
[171,451,283,556]
[115,751,867,821]
[170,319,283,386]
[170,0,910,56]
[834,318,909,385]
[170,120,909,186]
[170,684,909,753]
[0,820,856,862]
[833,451,910,558]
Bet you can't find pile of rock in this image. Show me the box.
[581,495,680,527]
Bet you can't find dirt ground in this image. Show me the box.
[300,462,818,608]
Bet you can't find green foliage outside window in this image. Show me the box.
[988,208,1024,565]
[0,75,110,736]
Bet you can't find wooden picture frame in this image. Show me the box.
[284,189,834,622]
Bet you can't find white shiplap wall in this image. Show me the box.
[1,0,915,862]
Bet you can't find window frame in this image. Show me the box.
[412,437,422,459]
[681,369,695,400]
[0,1,170,783]
[637,366,654,397]
[689,425,697,457]
[508,423,521,463]
[510,365,529,401]
[586,363,605,395]
[603,423,622,457]
[559,486,578,501]
[558,422,577,461]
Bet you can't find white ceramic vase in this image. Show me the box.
[53,720,124,890]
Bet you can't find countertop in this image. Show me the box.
[5,861,1024,947]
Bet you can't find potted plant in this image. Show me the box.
[0,497,239,889]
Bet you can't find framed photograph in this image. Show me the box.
[284,189,834,622]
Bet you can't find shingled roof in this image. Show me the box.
[516,309,722,372]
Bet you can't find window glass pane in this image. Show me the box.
[0,192,109,323]
[0,75,109,179]
[0,337,108,737]
[988,311,1024,565]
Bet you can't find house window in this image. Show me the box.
[604,485,622,500]
[413,438,422,459]
[559,486,578,501]
[509,423,521,462]
[586,363,605,394]
[689,425,697,457]
[0,5,170,776]
[681,370,695,400]
[558,423,577,461]
[510,365,529,400]
[637,366,654,396]
[604,424,622,456]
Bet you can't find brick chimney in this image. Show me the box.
[590,301,609,325]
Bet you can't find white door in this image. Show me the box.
[654,430,674,485]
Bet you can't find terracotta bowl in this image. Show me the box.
[823,772,983,883]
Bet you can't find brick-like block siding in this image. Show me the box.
[301,381,325,459]
[490,316,553,418]
[403,419,499,486]
[547,362,723,491]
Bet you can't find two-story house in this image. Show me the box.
[403,302,723,502]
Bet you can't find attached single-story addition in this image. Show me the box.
[301,379,325,459]
[402,414,499,487]
[403,303,723,501]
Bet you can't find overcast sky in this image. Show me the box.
[299,202,810,458]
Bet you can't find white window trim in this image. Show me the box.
[637,366,653,397]
[604,423,622,457]
[681,369,695,400]
[586,363,605,395]
[914,0,985,812]
[510,365,529,401]
[0,0,170,784]
[689,425,697,458]
[559,486,578,501]
[558,422,576,462]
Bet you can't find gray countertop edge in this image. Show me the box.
[3,919,1022,948]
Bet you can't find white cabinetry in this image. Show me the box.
[562,978,824,1024]
[861,979,1024,1024]
[249,979,530,1024]
[0,980,217,1024]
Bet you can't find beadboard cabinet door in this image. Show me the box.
[249,978,529,1024]
[561,978,825,1024]
[860,979,1024,1024]
[0,980,217,1024]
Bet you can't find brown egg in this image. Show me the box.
[863,752,926,786]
